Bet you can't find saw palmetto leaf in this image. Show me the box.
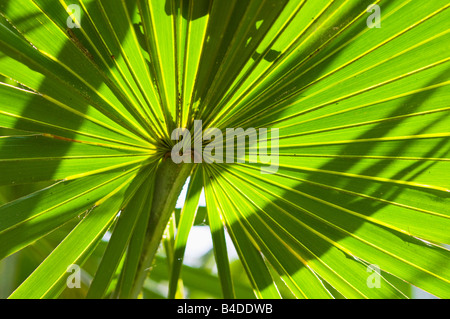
[0,0,449,299]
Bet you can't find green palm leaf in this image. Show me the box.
[0,0,449,299]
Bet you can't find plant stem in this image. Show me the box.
[130,160,194,298]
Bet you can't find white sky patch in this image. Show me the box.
[176,178,238,267]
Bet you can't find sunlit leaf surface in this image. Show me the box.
[0,0,449,299]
